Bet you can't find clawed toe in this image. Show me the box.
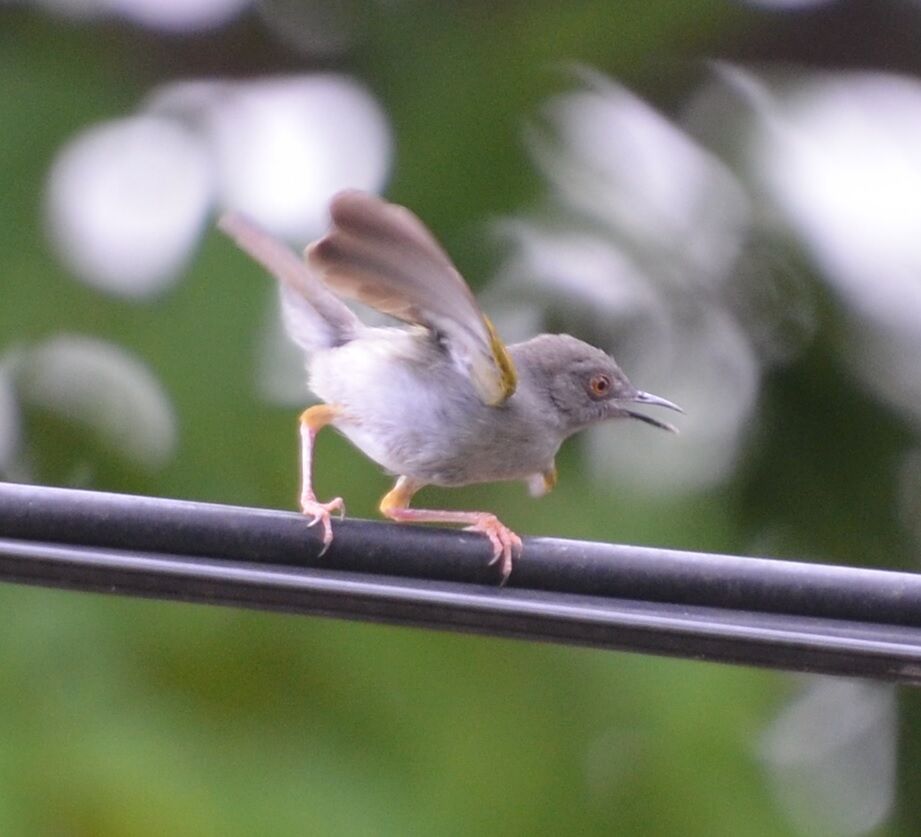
[300,496,346,555]
[464,515,523,584]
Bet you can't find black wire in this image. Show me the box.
[1,481,921,683]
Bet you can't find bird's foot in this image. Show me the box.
[300,495,345,555]
[464,514,523,584]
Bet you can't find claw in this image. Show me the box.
[300,496,345,556]
[464,514,523,584]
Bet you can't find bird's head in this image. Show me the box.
[515,334,683,436]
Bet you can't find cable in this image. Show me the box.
[1,481,920,683]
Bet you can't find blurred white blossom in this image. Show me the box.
[697,66,921,431]
[760,677,896,836]
[108,0,249,30]
[196,75,391,240]
[27,0,249,30]
[528,73,749,290]
[46,74,392,302]
[24,0,382,41]
[757,73,921,427]
[15,335,177,469]
[46,115,214,298]
[753,73,921,308]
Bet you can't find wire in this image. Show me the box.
[1,481,921,683]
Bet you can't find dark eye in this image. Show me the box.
[589,374,611,398]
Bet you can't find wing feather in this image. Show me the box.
[307,191,517,405]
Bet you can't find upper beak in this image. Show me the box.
[620,389,684,433]
[632,390,684,413]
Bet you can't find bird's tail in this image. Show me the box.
[218,212,361,352]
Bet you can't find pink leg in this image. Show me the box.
[299,404,345,554]
[379,477,523,583]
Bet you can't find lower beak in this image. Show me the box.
[620,390,683,433]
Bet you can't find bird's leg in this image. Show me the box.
[379,476,523,583]
[299,404,345,554]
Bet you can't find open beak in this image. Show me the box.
[621,390,684,434]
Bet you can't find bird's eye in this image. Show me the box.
[589,374,611,398]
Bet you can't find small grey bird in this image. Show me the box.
[219,191,681,581]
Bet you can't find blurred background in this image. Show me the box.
[1,0,921,833]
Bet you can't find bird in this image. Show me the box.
[218,191,682,582]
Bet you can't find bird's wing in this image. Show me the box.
[306,190,517,406]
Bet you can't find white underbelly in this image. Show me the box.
[307,329,557,486]
[309,331,467,476]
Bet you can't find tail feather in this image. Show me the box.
[218,212,360,352]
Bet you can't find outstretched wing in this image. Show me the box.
[306,191,517,406]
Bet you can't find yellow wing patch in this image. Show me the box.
[484,316,517,403]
